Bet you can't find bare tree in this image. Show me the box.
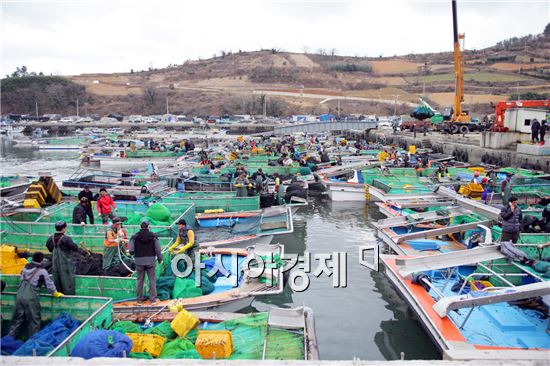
[302,46,310,54]
[329,48,337,57]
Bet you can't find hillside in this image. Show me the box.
[3,28,550,117]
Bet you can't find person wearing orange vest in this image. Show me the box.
[97,188,117,224]
[102,217,127,271]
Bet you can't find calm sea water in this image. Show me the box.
[0,136,439,360]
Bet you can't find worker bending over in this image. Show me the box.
[9,252,63,339]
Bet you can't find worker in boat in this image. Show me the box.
[377,149,389,162]
[389,148,397,161]
[97,188,117,224]
[72,197,91,235]
[501,175,513,205]
[46,221,81,295]
[234,172,251,197]
[9,252,63,340]
[129,219,162,304]
[499,196,522,243]
[77,185,95,224]
[169,219,196,260]
[471,171,481,184]
[415,163,424,177]
[540,203,550,233]
[252,168,266,193]
[436,164,450,180]
[103,217,128,271]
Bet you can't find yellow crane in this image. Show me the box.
[444,0,473,134]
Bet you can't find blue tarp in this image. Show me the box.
[13,313,81,356]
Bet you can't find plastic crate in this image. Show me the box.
[170,308,198,337]
[469,279,493,291]
[196,330,233,359]
[126,333,166,358]
[1,258,28,274]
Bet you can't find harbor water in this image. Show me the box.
[0,138,439,360]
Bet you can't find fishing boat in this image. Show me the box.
[62,167,171,200]
[0,292,318,360]
[113,307,319,360]
[380,246,550,360]
[1,244,286,313]
[0,176,32,198]
[197,206,294,249]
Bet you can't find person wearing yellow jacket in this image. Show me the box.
[169,219,196,257]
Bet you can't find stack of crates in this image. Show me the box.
[0,244,27,274]
[23,176,62,208]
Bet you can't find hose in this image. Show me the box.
[117,240,135,274]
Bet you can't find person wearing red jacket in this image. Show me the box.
[97,188,117,224]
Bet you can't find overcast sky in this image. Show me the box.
[2,0,549,76]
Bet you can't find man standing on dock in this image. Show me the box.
[97,188,117,224]
[77,185,95,224]
[129,219,162,304]
[499,196,522,243]
[531,118,540,144]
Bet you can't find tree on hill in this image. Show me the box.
[544,22,550,36]
[1,68,89,114]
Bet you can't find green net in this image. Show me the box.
[129,352,154,359]
[146,203,172,222]
[172,278,203,299]
[153,196,260,213]
[159,338,200,359]
[111,320,143,334]
[143,321,177,339]
[204,312,305,360]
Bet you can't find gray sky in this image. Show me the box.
[2,0,549,76]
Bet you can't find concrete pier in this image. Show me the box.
[370,129,550,173]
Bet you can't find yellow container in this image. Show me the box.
[126,333,166,358]
[204,209,224,214]
[196,330,233,359]
[28,183,46,197]
[1,244,16,258]
[23,199,41,209]
[1,258,28,274]
[409,145,416,154]
[170,308,198,337]
[469,279,493,291]
[468,167,486,173]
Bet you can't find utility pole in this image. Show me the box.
[394,95,400,116]
[166,97,169,114]
[263,95,267,117]
[35,101,38,117]
[337,99,340,118]
[84,102,88,117]
[76,98,79,117]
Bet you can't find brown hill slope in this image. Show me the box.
[3,30,549,117]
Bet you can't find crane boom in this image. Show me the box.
[451,0,469,123]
